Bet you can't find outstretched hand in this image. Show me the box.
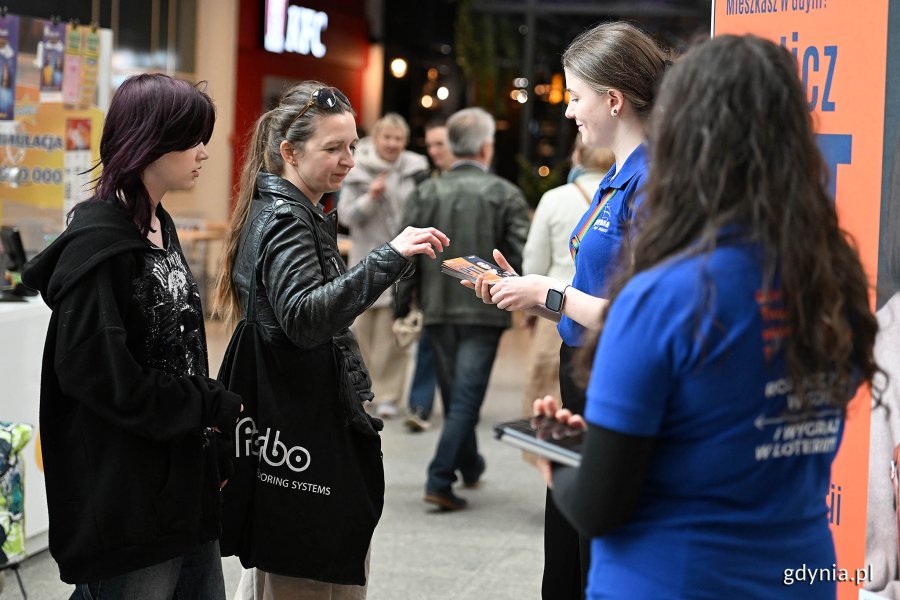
[390,226,450,259]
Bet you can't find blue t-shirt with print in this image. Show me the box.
[584,237,843,599]
[558,144,648,347]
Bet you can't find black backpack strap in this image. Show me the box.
[244,210,278,324]
[245,196,331,326]
[283,200,329,277]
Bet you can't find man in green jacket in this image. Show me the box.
[396,107,530,511]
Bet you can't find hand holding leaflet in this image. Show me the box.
[441,254,516,284]
[461,249,565,315]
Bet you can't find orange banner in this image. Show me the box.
[714,2,890,598]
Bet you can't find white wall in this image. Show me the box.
[361,43,384,132]
[165,0,238,301]
[167,0,238,229]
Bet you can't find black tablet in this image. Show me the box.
[493,415,583,468]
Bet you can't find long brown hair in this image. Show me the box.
[591,35,878,411]
[211,81,354,328]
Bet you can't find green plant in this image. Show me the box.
[455,0,520,116]
[515,155,567,209]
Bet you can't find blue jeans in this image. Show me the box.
[425,323,503,493]
[69,540,225,600]
[408,329,438,418]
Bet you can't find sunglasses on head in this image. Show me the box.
[287,87,350,131]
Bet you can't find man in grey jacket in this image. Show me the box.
[396,107,530,510]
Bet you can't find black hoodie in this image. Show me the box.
[22,198,241,583]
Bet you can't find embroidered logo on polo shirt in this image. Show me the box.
[592,200,613,233]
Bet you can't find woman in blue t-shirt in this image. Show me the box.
[535,35,880,599]
[468,21,669,600]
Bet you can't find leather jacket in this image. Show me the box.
[231,173,413,391]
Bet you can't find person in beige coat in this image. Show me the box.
[520,139,613,436]
[866,293,900,599]
[338,114,429,418]
[865,136,900,599]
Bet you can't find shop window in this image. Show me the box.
[112,0,197,80]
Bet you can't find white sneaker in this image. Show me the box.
[376,404,399,419]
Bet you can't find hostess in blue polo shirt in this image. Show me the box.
[558,143,648,347]
[583,235,844,599]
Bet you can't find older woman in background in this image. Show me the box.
[339,113,429,419]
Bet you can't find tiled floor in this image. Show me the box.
[6,324,547,600]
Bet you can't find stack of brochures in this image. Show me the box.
[441,255,515,284]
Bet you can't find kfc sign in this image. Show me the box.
[264,0,328,58]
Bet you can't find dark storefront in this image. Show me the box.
[233,0,370,198]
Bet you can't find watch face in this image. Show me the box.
[545,288,564,312]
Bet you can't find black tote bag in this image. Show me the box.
[218,206,385,585]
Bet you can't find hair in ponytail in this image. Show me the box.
[562,21,669,120]
[211,81,354,327]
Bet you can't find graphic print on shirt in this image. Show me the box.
[752,288,842,461]
[132,245,207,378]
[757,288,789,361]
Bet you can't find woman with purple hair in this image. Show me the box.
[23,73,242,599]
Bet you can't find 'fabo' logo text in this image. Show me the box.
[235,416,311,472]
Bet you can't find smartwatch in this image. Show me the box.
[544,285,568,313]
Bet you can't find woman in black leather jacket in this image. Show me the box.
[212,82,448,599]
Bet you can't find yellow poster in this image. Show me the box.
[0,89,102,225]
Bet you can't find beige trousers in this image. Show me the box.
[521,317,563,465]
[352,306,410,407]
[235,549,370,600]
[522,317,564,413]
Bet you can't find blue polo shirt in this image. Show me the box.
[583,237,843,598]
[558,144,649,347]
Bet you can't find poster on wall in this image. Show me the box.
[0,102,103,220]
[712,2,892,598]
[0,93,104,253]
[0,14,111,229]
[78,27,99,110]
[39,20,65,100]
[0,14,19,121]
[63,117,93,215]
[61,24,83,107]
